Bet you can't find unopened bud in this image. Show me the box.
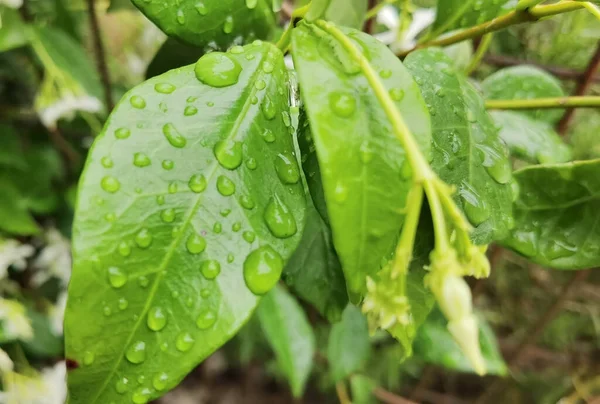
[447,316,486,376]
[438,275,473,322]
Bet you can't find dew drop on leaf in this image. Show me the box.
[194,52,241,88]
[186,233,207,254]
[115,127,131,139]
[329,91,356,117]
[389,88,405,102]
[245,0,258,8]
[118,241,131,257]
[242,231,256,243]
[133,152,151,167]
[115,377,129,394]
[176,8,185,24]
[175,332,194,352]
[264,195,297,238]
[232,222,241,232]
[126,341,147,364]
[135,228,153,248]
[459,184,491,225]
[138,276,149,288]
[132,386,152,404]
[195,2,208,15]
[255,79,266,90]
[201,260,221,279]
[160,208,176,223]
[214,140,243,169]
[101,156,113,168]
[152,372,169,391]
[184,106,198,116]
[107,266,127,288]
[216,175,236,196]
[379,69,392,78]
[101,176,120,193]
[118,298,129,310]
[162,123,187,148]
[154,83,176,94]
[129,95,146,109]
[261,96,276,120]
[274,153,300,184]
[147,306,167,331]
[223,16,234,34]
[162,160,174,170]
[196,310,217,329]
[246,157,258,170]
[240,195,255,209]
[243,245,284,295]
[83,351,95,366]
[213,222,222,233]
[188,174,207,193]
[261,129,275,143]
[333,182,348,203]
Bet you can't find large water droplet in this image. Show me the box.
[223,16,234,34]
[544,240,577,260]
[214,140,243,170]
[147,306,167,331]
[477,144,512,184]
[115,127,131,139]
[132,387,152,404]
[275,153,300,184]
[184,106,198,116]
[154,83,175,94]
[108,266,127,288]
[186,233,206,254]
[264,195,297,238]
[459,184,490,225]
[243,245,284,295]
[195,52,241,88]
[160,208,175,223]
[216,175,235,196]
[196,310,217,329]
[130,96,146,109]
[133,153,151,167]
[162,123,187,148]
[126,341,146,364]
[188,174,207,193]
[135,228,153,248]
[175,332,194,352]
[201,260,221,279]
[101,176,120,193]
[261,96,276,120]
[116,377,130,394]
[153,372,169,391]
[243,231,256,243]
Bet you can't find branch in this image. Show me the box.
[485,96,600,110]
[363,0,377,33]
[557,42,600,134]
[86,0,114,111]
[397,2,585,57]
[465,33,493,75]
[483,54,600,82]
[373,387,418,404]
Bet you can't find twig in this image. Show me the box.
[409,365,435,400]
[412,389,471,404]
[475,270,591,404]
[557,42,600,135]
[86,0,114,111]
[485,96,600,110]
[373,387,418,404]
[483,54,600,82]
[397,2,585,57]
[48,126,80,167]
[465,33,493,75]
[363,0,377,34]
[335,381,352,404]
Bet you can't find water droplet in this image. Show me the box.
[261,129,275,143]
[243,231,255,243]
[156,195,165,205]
[135,228,153,248]
[333,182,348,203]
[162,160,174,170]
[359,141,373,163]
[105,212,116,222]
[108,266,127,288]
[132,387,152,404]
[116,377,130,394]
[240,195,255,209]
[227,253,234,263]
[184,105,198,116]
[389,88,405,102]
[223,16,234,34]
[103,306,112,316]
[195,52,241,88]
[118,298,129,310]
[201,288,211,298]
[261,96,276,120]
[459,184,490,226]
[186,233,206,254]
[101,176,120,193]
[220,208,231,217]
[101,156,114,168]
[275,153,300,184]
[160,208,175,223]
[245,0,258,8]
[544,240,577,260]
[379,69,392,78]
[168,182,178,193]
[217,175,236,196]
[162,123,187,148]
[133,153,151,167]
[243,245,284,295]
[196,310,217,329]
[195,2,208,15]
[187,174,207,193]
[246,157,257,170]
[282,111,291,127]
[264,195,297,238]
[255,79,266,90]
[232,222,241,232]
[201,260,221,279]
[147,307,167,331]
[126,341,146,364]
[245,53,255,60]
[329,91,356,117]
[263,61,274,73]
[213,222,222,233]
[175,332,194,352]
[153,372,169,391]
[115,127,131,139]
[130,96,146,109]
[138,276,149,288]
[83,351,95,365]
[214,140,243,170]
[118,241,131,257]
[154,83,175,94]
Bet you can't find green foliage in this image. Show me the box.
[65,42,306,403]
[327,305,370,381]
[429,0,514,38]
[503,159,600,269]
[145,38,205,79]
[0,8,30,52]
[325,0,368,29]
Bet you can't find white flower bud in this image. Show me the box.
[438,275,472,322]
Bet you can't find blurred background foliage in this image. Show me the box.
[0,0,598,403]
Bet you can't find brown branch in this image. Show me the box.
[412,389,471,404]
[373,387,418,404]
[363,0,377,34]
[557,41,600,135]
[483,54,600,82]
[86,0,114,111]
[49,127,80,167]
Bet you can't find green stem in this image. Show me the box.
[423,181,451,253]
[579,1,600,21]
[516,0,546,11]
[392,183,424,285]
[485,95,600,110]
[397,2,585,57]
[365,0,388,20]
[465,33,493,75]
[276,4,311,52]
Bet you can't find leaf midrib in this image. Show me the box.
[90,46,275,403]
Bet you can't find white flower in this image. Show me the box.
[32,228,72,287]
[0,299,33,341]
[0,348,14,373]
[0,239,35,280]
[49,292,67,336]
[39,94,102,129]
[0,362,66,404]
[0,0,23,9]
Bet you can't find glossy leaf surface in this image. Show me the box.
[131,0,277,49]
[257,285,315,397]
[327,304,370,382]
[503,159,600,269]
[430,0,514,38]
[292,21,431,297]
[405,48,513,244]
[491,111,572,164]
[482,65,565,124]
[65,42,306,403]
[414,310,507,375]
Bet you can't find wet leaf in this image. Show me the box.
[430,0,515,38]
[257,285,315,397]
[491,111,572,164]
[482,65,565,124]
[327,305,370,382]
[131,0,277,50]
[292,21,431,298]
[405,48,513,244]
[0,8,30,52]
[325,0,369,30]
[65,42,306,403]
[502,159,600,270]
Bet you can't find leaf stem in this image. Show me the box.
[86,0,113,110]
[485,95,600,110]
[276,4,311,52]
[397,2,586,57]
[392,183,423,284]
[464,33,493,75]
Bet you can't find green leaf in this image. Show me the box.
[146,38,205,79]
[491,111,572,164]
[0,177,40,235]
[306,0,333,21]
[0,124,27,171]
[65,42,306,403]
[131,0,277,49]
[349,375,378,404]
[21,306,64,359]
[327,304,370,381]
[257,285,315,397]
[405,48,513,244]
[324,0,368,30]
[414,310,507,375]
[430,0,514,38]
[502,159,600,270]
[482,65,566,124]
[291,21,431,298]
[283,205,348,322]
[0,8,30,52]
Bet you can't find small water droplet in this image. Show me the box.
[101,156,114,168]
[162,123,187,148]
[115,127,131,139]
[243,245,284,295]
[188,174,207,193]
[359,141,373,163]
[135,228,153,248]
[201,260,221,279]
[223,16,234,34]
[282,111,291,127]
[213,222,222,233]
[262,61,274,73]
[176,8,185,24]
[214,140,243,169]
[255,79,266,90]
[379,69,392,78]
[105,213,116,222]
[195,2,208,15]
[196,310,217,330]
[389,88,405,102]
[83,351,95,365]
[184,106,198,116]
[544,240,577,260]
[275,153,300,184]
[133,153,151,167]
[329,91,356,117]
[459,184,490,226]
[220,208,231,217]
[118,298,129,310]
[240,195,255,209]
[162,160,174,170]
[154,83,176,94]
[147,307,167,331]
[333,182,348,203]
[246,157,258,170]
[245,0,258,9]
[101,176,120,193]
[264,195,297,238]
[153,372,169,391]
[118,241,131,257]
[195,52,241,87]
[156,195,165,205]
[160,208,176,223]
[108,266,127,288]
[168,182,178,193]
[130,95,146,109]
[138,276,149,288]
[261,96,276,120]
[116,377,129,394]
[175,332,194,352]
[232,222,241,232]
[261,129,275,143]
[243,231,256,243]
[217,175,236,196]
[126,341,146,364]
[227,253,234,263]
[132,387,152,404]
[103,306,112,316]
[186,233,206,254]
